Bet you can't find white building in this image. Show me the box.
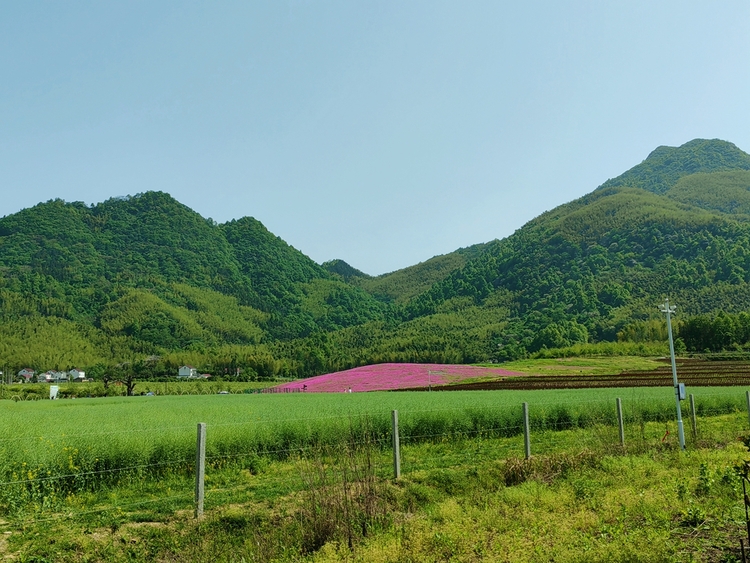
[178,365,199,378]
[69,368,86,381]
[40,371,68,383]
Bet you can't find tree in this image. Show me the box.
[114,361,140,396]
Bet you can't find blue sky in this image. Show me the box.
[2,1,749,275]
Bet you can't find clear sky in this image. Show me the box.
[2,2,749,275]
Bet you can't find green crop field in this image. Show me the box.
[3,387,750,561]
[1,386,748,500]
[4,386,748,450]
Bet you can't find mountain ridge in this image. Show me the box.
[3,138,750,376]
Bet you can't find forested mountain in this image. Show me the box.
[0,192,384,374]
[393,140,750,361]
[598,139,750,195]
[3,139,750,379]
[352,243,491,304]
[322,259,371,282]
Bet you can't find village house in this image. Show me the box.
[177,365,199,379]
[40,370,69,383]
[17,368,35,382]
[69,368,86,381]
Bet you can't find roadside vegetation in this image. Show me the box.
[0,379,278,401]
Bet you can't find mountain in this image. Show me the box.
[0,192,384,372]
[387,139,750,360]
[353,243,491,304]
[598,139,750,195]
[322,259,371,282]
[3,139,750,378]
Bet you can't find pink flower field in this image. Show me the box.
[274,363,524,393]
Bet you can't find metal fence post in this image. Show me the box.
[392,410,401,479]
[195,422,206,518]
[616,398,625,448]
[523,402,531,459]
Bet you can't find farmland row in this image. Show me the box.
[436,360,750,391]
[439,373,750,391]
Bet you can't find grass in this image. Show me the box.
[0,386,748,517]
[481,355,667,376]
[3,411,750,562]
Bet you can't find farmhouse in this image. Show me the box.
[178,365,199,379]
[69,368,86,381]
[40,370,69,383]
[17,368,35,382]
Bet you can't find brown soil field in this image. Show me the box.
[404,358,750,391]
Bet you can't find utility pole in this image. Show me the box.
[660,299,685,450]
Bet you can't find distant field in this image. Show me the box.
[481,356,666,376]
[273,362,524,392]
[0,379,277,401]
[463,357,750,390]
[0,358,670,402]
[273,357,667,393]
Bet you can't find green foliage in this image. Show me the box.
[99,289,206,348]
[617,319,668,343]
[321,259,371,281]
[667,170,750,216]
[679,311,750,352]
[0,317,110,370]
[0,192,387,374]
[397,158,750,361]
[598,138,750,195]
[3,139,750,375]
[355,243,490,304]
[529,320,589,352]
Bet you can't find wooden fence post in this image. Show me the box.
[616,398,625,448]
[523,402,531,459]
[195,422,206,518]
[392,410,401,479]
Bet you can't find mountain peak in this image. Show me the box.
[599,138,750,195]
[322,259,371,280]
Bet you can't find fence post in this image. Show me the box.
[616,398,625,448]
[746,391,750,429]
[195,422,206,518]
[523,402,531,459]
[689,394,697,440]
[392,410,401,479]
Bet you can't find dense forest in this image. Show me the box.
[2,139,750,381]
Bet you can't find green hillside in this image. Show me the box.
[393,140,750,360]
[353,243,491,304]
[0,192,385,373]
[666,170,750,216]
[598,138,750,195]
[321,259,371,281]
[4,139,750,378]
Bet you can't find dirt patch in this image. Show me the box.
[0,533,8,558]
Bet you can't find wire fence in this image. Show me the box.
[1,389,750,526]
